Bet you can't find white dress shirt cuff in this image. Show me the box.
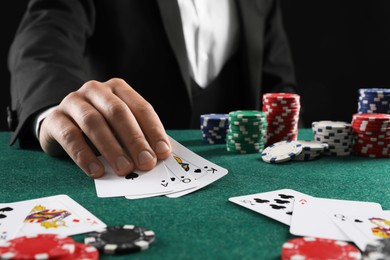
[34,106,58,139]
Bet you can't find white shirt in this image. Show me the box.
[178,0,239,88]
[34,0,239,138]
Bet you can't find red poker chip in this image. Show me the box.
[0,234,75,260]
[263,93,300,100]
[281,237,361,260]
[57,242,99,260]
[352,118,390,125]
[352,113,390,121]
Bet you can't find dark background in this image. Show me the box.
[1,1,390,131]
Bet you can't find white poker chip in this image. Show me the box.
[312,121,352,133]
[261,140,303,163]
[298,140,328,152]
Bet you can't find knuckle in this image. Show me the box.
[78,109,100,128]
[134,101,154,114]
[108,77,127,86]
[61,91,78,106]
[106,101,128,118]
[80,80,101,92]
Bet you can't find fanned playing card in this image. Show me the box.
[229,189,310,225]
[95,158,174,198]
[331,212,390,250]
[163,136,228,198]
[290,196,383,241]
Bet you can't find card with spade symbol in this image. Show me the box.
[290,196,383,241]
[126,155,199,199]
[0,201,35,243]
[228,189,309,225]
[330,212,390,251]
[164,136,228,198]
[94,158,174,198]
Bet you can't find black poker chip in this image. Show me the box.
[363,239,390,260]
[84,225,155,255]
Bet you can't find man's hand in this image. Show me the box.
[39,78,171,178]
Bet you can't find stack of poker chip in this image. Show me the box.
[0,234,99,259]
[200,114,229,144]
[292,140,329,161]
[262,93,301,146]
[357,88,390,114]
[281,237,361,260]
[351,113,390,158]
[226,110,267,154]
[312,121,353,156]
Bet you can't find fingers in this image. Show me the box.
[39,109,106,178]
[105,78,171,159]
[39,78,171,178]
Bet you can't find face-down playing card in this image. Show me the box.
[229,189,310,225]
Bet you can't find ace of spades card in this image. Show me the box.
[164,136,228,198]
[16,195,106,237]
[229,189,310,225]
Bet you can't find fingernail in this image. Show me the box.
[138,150,154,165]
[116,156,132,171]
[155,141,170,154]
[89,162,101,177]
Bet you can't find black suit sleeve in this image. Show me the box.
[261,0,296,94]
[8,0,95,147]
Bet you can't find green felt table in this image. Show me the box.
[1,129,389,259]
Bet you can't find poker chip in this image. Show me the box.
[352,113,390,158]
[363,239,390,260]
[57,242,99,260]
[0,234,75,259]
[226,110,268,154]
[357,88,390,114]
[261,140,302,163]
[84,225,155,255]
[292,140,328,161]
[262,93,301,146]
[312,121,353,156]
[281,237,361,260]
[200,113,229,144]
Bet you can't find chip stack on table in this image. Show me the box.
[292,140,329,161]
[0,234,99,260]
[312,121,353,156]
[358,88,390,114]
[262,93,301,146]
[351,113,390,158]
[200,114,229,144]
[226,110,268,154]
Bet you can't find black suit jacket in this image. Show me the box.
[8,0,296,147]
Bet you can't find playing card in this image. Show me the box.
[126,157,199,199]
[95,158,174,198]
[15,194,106,237]
[229,189,310,225]
[0,201,35,243]
[290,196,383,241]
[163,136,228,197]
[331,212,390,251]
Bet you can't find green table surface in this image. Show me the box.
[1,129,389,259]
